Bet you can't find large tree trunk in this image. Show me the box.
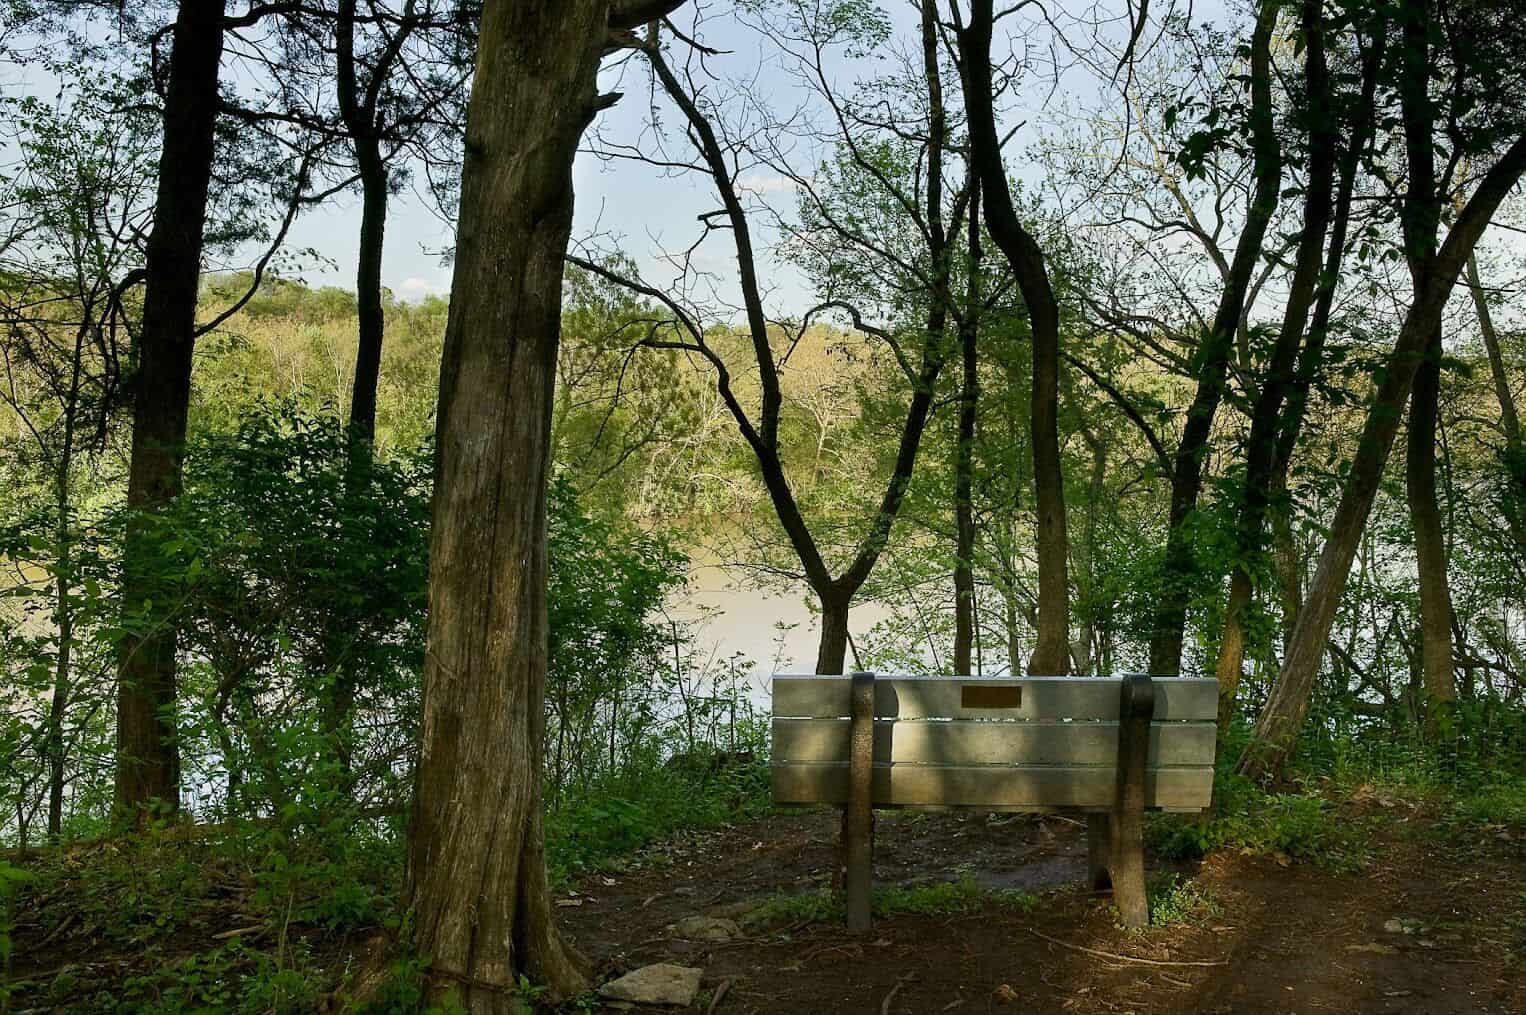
[114,0,228,822]
[1237,134,1526,783]
[1215,0,1334,723]
[1148,0,1283,677]
[954,0,1069,675]
[406,2,683,1005]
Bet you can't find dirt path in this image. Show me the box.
[558,804,1525,1014]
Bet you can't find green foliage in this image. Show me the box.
[1148,773,1373,873]
[546,752,769,886]
[1146,873,1221,929]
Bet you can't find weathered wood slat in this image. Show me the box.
[772,675,1217,721]
[770,762,1214,811]
[771,718,1218,768]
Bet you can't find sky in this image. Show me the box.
[0,1,1234,314]
[262,0,1214,314]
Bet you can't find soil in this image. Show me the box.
[557,798,1526,1014]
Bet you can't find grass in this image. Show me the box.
[746,875,1044,928]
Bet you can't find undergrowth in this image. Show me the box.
[1147,771,1375,872]
[748,875,1043,927]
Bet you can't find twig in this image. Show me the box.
[881,974,914,1014]
[212,924,266,941]
[1028,928,1228,967]
[707,976,737,1014]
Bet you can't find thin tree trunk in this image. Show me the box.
[1237,134,1526,783]
[406,3,680,1005]
[338,0,388,447]
[953,188,981,675]
[114,0,229,822]
[1467,253,1526,552]
[1394,0,1455,734]
[1215,0,1334,723]
[1407,323,1457,729]
[954,0,1069,674]
[1149,0,1283,677]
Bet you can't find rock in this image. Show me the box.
[993,983,1019,1004]
[1382,918,1405,934]
[671,915,741,941]
[599,964,705,1007]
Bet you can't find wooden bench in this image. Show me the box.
[769,672,1218,929]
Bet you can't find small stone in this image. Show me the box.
[670,915,741,941]
[1383,919,1404,934]
[673,885,698,896]
[993,983,1019,1004]
[599,964,705,1007]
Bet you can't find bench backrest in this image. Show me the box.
[770,674,1218,812]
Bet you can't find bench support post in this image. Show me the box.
[844,670,875,932]
[1085,673,1154,928]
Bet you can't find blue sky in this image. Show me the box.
[273,0,1210,314]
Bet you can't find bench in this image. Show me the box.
[769,672,1218,929]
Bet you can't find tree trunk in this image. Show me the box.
[1149,0,1283,677]
[1237,134,1526,783]
[1468,253,1526,552]
[954,0,1069,675]
[114,0,228,823]
[1394,0,1455,736]
[406,3,679,1005]
[1407,323,1457,731]
[953,189,981,675]
[1215,0,1334,723]
[815,588,852,676]
[338,0,388,447]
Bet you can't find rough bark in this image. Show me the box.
[114,0,228,822]
[405,1,678,1005]
[1214,0,1333,722]
[954,0,1069,675]
[1148,0,1282,677]
[1237,133,1526,783]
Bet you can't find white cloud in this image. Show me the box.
[395,276,447,301]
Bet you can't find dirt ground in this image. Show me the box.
[558,800,1526,1014]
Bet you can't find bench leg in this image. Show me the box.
[1107,674,1155,929]
[1108,803,1148,929]
[1086,814,1112,891]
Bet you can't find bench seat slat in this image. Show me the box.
[772,675,1217,721]
[771,762,1214,811]
[771,718,1217,768]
